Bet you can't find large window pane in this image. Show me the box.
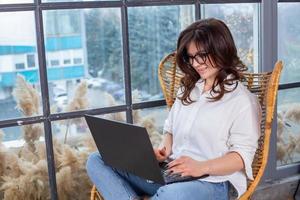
[133,106,168,148]
[278,3,300,84]
[0,11,41,120]
[43,8,125,113]
[202,3,260,73]
[0,123,50,199]
[128,5,195,103]
[277,88,300,166]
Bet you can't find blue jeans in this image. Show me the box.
[86,152,229,200]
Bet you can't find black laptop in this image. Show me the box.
[85,115,208,185]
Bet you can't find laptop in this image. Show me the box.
[85,114,209,185]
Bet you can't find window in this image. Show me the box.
[277,2,300,167]
[50,59,59,66]
[63,59,71,65]
[202,3,260,73]
[27,54,36,68]
[128,5,195,103]
[44,8,125,113]
[73,57,82,64]
[15,63,25,70]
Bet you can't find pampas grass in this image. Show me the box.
[139,116,162,148]
[284,103,300,122]
[1,78,164,199]
[12,75,40,116]
[56,145,92,200]
[103,92,125,121]
[1,160,49,200]
[11,75,43,163]
[22,124,43,144]
[56,166,74,200]
[64,81,89,144]
[65,81,88,112]
[276,103,300,164]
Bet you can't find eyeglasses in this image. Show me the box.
[184,51,209,67]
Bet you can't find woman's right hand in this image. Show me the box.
[154,147,168,162]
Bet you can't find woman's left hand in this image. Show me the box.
[167,156,210,177]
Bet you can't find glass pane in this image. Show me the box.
[43,8,124,113]
[202,3,260,73]
[128,5,195,103]
[133,106,168,148]
[51,113,124,199]
[0,123,50,198]
[278,3,300,84]
[0,11,41,120]
[0,0,33,3]
[277,88,300,166]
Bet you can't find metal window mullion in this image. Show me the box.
[277,163,300,179]
[131,100,166,110]
[0,4,35,12]
[126,0,195,7]
[35,2,58,200]
[121,2,133,124]
[279,82,300,90]
[49,105,129,121]
[195,0,201,20]
[0,104,128,127]
[0,116,45,128]
[40,1,122,10]
[199,0,260,3]
[260,0,278,183]
[278,0,300,2]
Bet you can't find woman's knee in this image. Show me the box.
[86,151,102,173]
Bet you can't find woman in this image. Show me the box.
[86,18,261,200]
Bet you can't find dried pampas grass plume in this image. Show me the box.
[22,124,43,144]
[81,134,97,152]
[18,123,44,163]
[277,113,284,144]
[65,81,88,112]
[56,166,74,200]
[140,116,162,148]
[284,103,300,122]
[104,92,117,106]
[64,81,89,143]
[12,75,40,116]
[58,145,78,169]
[103,92,125,121]
[1,160,49,200]
[0,148,21,179]
[277,143,287,164]
[56,145,92,199]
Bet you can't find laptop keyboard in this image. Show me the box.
[159,160,209,184]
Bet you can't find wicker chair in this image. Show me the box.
[90,52,283,200]
[90,185,104,200]
[158,52,283,200]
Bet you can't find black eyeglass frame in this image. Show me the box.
[183,51,210,67]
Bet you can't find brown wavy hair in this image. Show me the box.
[176,18,247,105]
